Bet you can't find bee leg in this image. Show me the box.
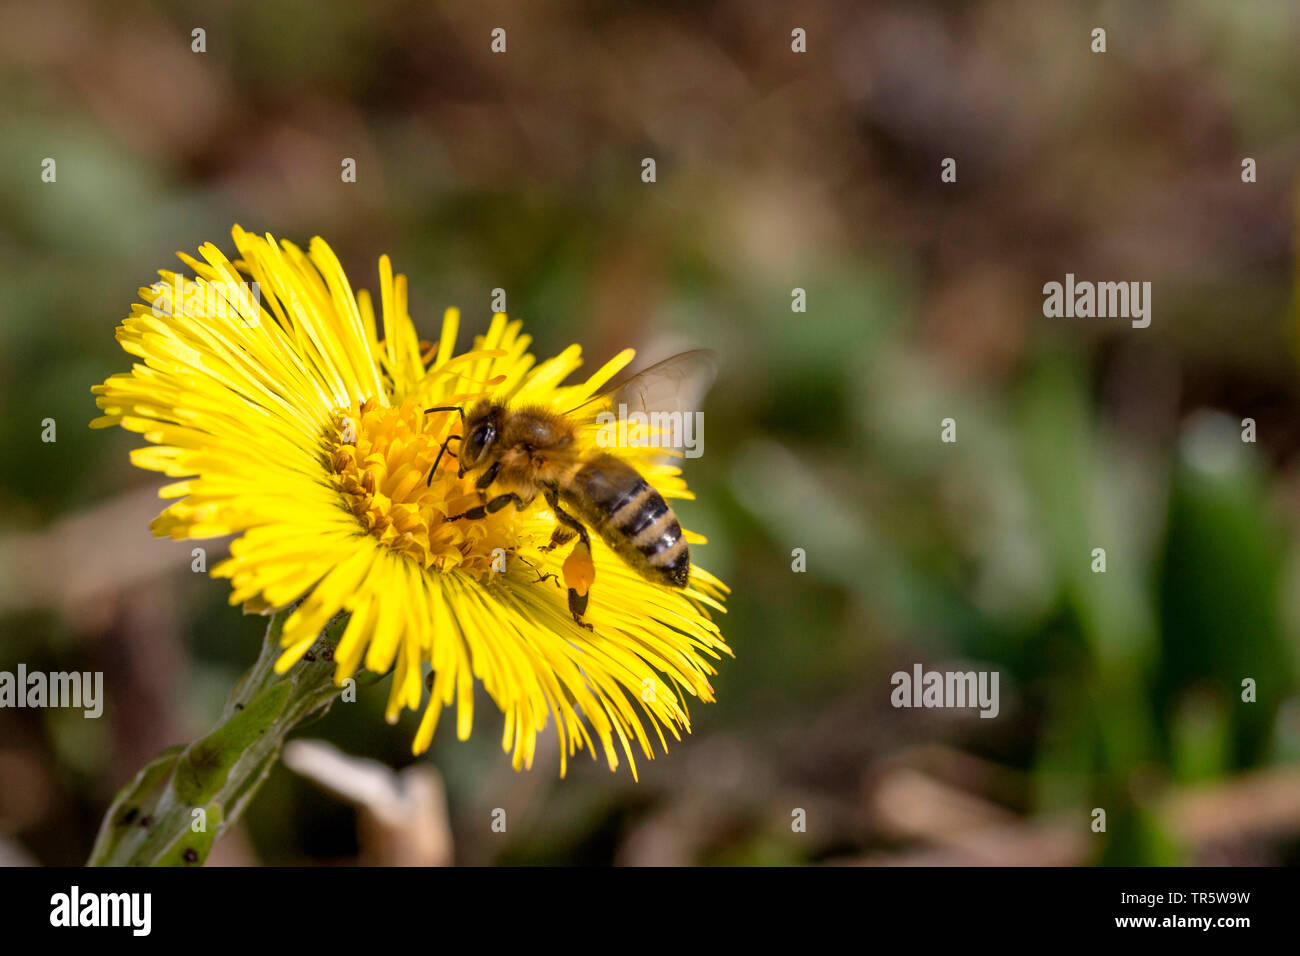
[567,585,592,630]
[538,524,577,553]
[517,556,562,588]
[544,491,595,630]
[539,486,581,552]
[474,461,500,491]
[445,492,528,522]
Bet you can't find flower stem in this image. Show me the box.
[87,609,349,866]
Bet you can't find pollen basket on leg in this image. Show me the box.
[326,397,520,578]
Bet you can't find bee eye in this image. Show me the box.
[472,423,495,446]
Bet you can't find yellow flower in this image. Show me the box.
[92,226,730,777]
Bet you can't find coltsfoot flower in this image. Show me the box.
[92,226,730,776]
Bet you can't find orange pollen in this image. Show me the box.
[325,397,518,578]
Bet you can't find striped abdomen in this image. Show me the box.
[562,454,689,587]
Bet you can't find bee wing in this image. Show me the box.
[567,349,717,456]
[567,349,718,419]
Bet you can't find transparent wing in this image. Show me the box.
[568,349,717,419]
[567,349,718,456]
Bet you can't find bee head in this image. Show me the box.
[458,400,503,474]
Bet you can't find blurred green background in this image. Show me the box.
[2,0,1300,865]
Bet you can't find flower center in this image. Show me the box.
[326,397,519,579]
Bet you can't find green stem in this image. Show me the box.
[87,610,350,866]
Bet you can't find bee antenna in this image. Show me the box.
[428,434,463,485]
[424,405,465,424]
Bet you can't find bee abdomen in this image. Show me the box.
[567,455,690,588]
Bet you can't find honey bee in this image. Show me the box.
[425,350,717,628]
